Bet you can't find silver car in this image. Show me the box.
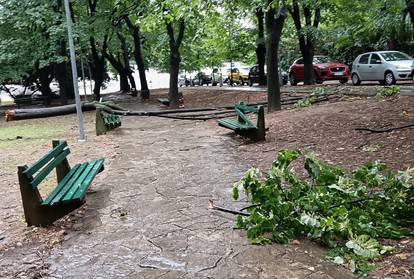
[351,51,414,85]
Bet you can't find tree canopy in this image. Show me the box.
[0,0,412,105]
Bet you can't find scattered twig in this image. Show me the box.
[197,256,223,273]
[239,204,261,211]
[208,200,250,216]
[355,123,414,133]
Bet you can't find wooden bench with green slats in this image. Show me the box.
[218,104,265,141]
[96,108,122,136]
[18,140,104,226]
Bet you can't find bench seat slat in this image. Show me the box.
[71,159,104,202]
[218,119,256,131]
[62,159,103,203]
[24,141,67,177]
[31,148,71,189]
[49,163,88,205]
[42,164,81,205]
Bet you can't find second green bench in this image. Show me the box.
[96,108,122,136]
[218,104,265,141]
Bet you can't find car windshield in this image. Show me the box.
[313,56,332,64]
[380,52,411,61]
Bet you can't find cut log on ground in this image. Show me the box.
[5,102,124,121]
[5,95,333,121]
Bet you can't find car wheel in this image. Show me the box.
[289,74,297,86]
[352,73,361,86]
[384,71,396,85]
[339,78,348,84]
[316,79,324,84]
[248,78,253,87]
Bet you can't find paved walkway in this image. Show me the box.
[48,116,351,278]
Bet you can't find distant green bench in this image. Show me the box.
[18,140,104,226]
[96,108,122,136]
[218,104,265,141]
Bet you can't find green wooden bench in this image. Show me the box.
[218,104,265,141]
[96,108,122,136]
[17,140,104,226]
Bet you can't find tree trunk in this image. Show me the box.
[54,62,69,105]
[118,32,137,95]
[289,1,320,85]
[37,66,53,105]
[302,45,315,84]
[89,36,108,100]
[407,0,414,32]
[119,72,130,92]
[103,51,130,93]
[124,16,150,99]
[169,47,180,108]
[256,9,266,86]
[266,6,286,112]
[166,19,185,109]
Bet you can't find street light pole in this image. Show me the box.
[63,0,86,142]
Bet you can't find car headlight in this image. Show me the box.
[396,65,411,71]
[318,66,328,70]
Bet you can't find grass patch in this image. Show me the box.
[0,120,65,150]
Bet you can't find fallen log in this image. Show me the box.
[5,101,124,121]
[5,95,333,121]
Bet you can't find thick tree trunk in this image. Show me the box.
[166,19,185,109]
[256,9,266,86]
[54,62,69,105]
[407,0,414,31]
[169,48,181,108]
[118,33,137,95]
[289,1,320,85]
[103,51,130,93]
[302,45,315,84]
[119,73,129,92]
[266,7,285,112]
[124,16,150,99]
[89,36,108,100]
[37,66,53,105]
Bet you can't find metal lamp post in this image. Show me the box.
[63,0,86,142]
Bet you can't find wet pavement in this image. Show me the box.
[47,114,352,278]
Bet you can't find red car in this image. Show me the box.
[288,56,350,85]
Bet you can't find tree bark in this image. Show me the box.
[118,32,137,95]
[89,35,108,100]
[124,16,149,99]
[37,66,54,105]
[289,0,320,85]
[166,19,185,109]
[103,51,130,92]
[266,5,286,112]
[256,9,266,86]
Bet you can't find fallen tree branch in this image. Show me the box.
[355,123,414,133]
[208,200,250,216]
[239,204,261,211]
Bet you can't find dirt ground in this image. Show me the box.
[0,85,413,278]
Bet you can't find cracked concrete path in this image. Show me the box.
[48,115,352,278]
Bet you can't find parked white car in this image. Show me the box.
[351,51,414,85]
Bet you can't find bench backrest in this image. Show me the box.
[234,104,264,128]
[21,141,70,189]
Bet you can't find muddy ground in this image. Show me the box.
[0,85,413,278]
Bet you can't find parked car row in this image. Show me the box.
[179,51,414,88]
[248,65,288,86]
